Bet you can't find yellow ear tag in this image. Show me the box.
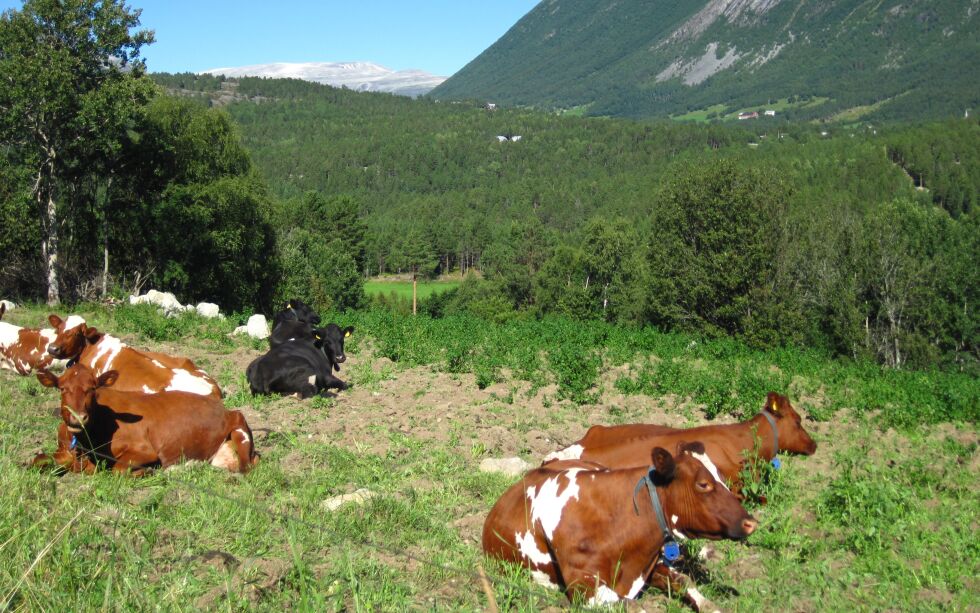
[770,398,779,414]
[287,303,293,308]
[344,331,351,338]
[315,334,321,340]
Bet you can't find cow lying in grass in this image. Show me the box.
[543,392,817,494]
[33,364,258,475]
[247,323,354,398]
[0,304,67,375]
[484,442,757,611]
[45,314,222,399]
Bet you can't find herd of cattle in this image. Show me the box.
[0,300,819,611]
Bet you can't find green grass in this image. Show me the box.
[0,302,976,611]
[364,280,461,301]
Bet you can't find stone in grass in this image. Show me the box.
[479,457,530,478]
[195,302,222,319]
[129,289,188,316]
[321,488,376,511]
[233,314,269,339]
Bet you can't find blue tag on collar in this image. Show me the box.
[771,457,781,470]
[663,540,680,562]
[70,435,77,450]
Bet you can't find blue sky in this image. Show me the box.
[0,0,538,76]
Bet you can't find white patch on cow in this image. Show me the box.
[308,374,316,385]
[626,575,646,599]
[542,443,584,463]
[40,329,57,344]
[235,427,251,444]
[90,335,126,372]
[151,359,165,369]
[210,441,239,471]
[63,315,86,330]
[670,514,689,540]
[287,337,296,342]
[0,322,21,349]
[515,530,551,566]
[530,570,558,589]
[166,369,216,396]
[687,586,717,612]
[142,385,154,394]
[689,450,729,491]
[587,584,621,606]
[527,468,583,540]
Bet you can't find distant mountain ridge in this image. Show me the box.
[200,61,445,97]
[431,0,980,121]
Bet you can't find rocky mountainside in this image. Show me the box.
[431,0,980,121]
[201,61,445,97]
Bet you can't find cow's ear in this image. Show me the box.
[37,369,59,389]
[83,326,103,343]
[97,371,119,388]
[766,392,782,416]
[651,447,676,480]
[678,440,705,456]
[0,303,5,318]
[343,326,354,338]
[48,314,63,328]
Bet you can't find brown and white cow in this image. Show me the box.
[33,364,258,475]
[44,314,221,399]
[483,443,757,610]
[0,304,67,375]
[543,392,817,493]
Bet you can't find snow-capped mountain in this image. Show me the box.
[200,61,445,97]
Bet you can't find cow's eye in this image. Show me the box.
[696,480,713,493]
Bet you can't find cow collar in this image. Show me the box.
[761,411,781,469]
[632,469,680,563]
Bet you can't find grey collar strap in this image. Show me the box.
[633,469,677,560]
[761,411,779,454]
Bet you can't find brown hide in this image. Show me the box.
[483,445,756,603]
[546,393,817,489]
[34,365,257,474]
[45,314,221,399]
[0,321,60,375]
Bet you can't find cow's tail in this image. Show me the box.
[0,303,5,320]
[537,519,570,596]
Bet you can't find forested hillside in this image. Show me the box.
[144,75,978,373]
[431,0,980,122]
[0,0,976,374]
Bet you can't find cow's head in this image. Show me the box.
[764,392,817,455]
[654,442,758,541]
[314,324,354,371]
[37,365,118,433]
[45,314,102,360]
[275,299,321,327]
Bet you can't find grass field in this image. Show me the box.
[0,303,976,611]
[364,280,461,301]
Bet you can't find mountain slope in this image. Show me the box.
[431,0,980,121]
[201,62,445,97]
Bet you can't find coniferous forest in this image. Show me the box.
[1,1,977,376]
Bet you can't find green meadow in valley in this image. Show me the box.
[0,303,976,611]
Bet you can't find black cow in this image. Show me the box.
[270,300,322,348]
[272,299,321,330]
[246,324,354,398]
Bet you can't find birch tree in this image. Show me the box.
[0,0,153,304]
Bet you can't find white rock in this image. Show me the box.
[0,300,14,312]
[233,314,269,339]
[479,457,531,478]
[129,289,186,316]
[195,302,222,319]
[321,488,376,511]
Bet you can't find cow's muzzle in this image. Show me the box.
[47,343,66,358]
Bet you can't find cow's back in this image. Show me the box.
[81,339,220,398]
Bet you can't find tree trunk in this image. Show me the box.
[44,189,60,305]
[102,177,113,297]
[412,271,418,316]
